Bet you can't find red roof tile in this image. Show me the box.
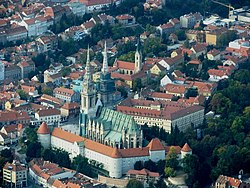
[181,143,192,152]
[37,122,50,134]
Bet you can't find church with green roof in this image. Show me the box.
[79,44,143,149]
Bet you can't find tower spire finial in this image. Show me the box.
[102,41,108,74]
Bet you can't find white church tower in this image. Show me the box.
[134,40,142,73]
[0,60,5,81]
[80,46,96,117]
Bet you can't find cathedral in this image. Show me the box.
[79,43,143,149]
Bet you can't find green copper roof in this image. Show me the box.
[93,107,140,135]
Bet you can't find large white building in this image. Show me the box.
[37,122,192,178]
[117,98,204,133]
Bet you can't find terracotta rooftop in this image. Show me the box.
[61,102,80,110]
[127,168,160,177]
[52,128,84,143]
[147,138,165,151]
[115,60,135,71]
[3,161,26,172]
[181,143,192,152]
[37,109,60,117]
[37,122,50,134]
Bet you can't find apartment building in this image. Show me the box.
[3,161,27,188]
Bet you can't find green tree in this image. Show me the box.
[126,179,144,188]
[182,154,200,187]
[164,167,176,177]
[217,30,237,48]
[134,161,143,170]
[165,147,179,170]
[132,78,143,92]
[119,51,135,62]
[61,67,71,77]
[42,87,53,96]
[25,127,38,143]
[16,89,28,100]
[72,155,92,177]
[175,29,186,41]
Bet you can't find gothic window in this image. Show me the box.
[83,97,86,107]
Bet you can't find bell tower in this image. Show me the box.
[81,46,96,116]
[134,40,142,73]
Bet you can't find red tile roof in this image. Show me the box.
[127,168,160,177]
[181,143,192,152]
[37,122,50,134]
[115,60,135,71]
[37,109,60,117]
[52,128,83,143]
[147,138,165,151]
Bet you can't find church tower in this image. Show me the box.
[134,40,142,73]
[96,41,115,107]
[80,46,96,116]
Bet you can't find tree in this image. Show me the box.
[145,24,156,34]
[26,142,42,161]
[132,78,143,92]
[182,154,200,187]
[61,67,71,77]
[165,147,179,170]
[25,127,38,143]
[217,30,237,48]
[16,89,28,100]
[72,155,92,177]
[164,167,176,177]
[175,29,186,41]
[42,87,53,96]
[126,179,144,188]
[119,51,135,62]
[144,160,157,172]
[134,161,143,170]
[143,37,167,56]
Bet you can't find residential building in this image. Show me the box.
[215,175,241,188]
[3,161,27,188]
[6,26,27,43]
[208,65,235,82]
[127,168,160,183]
[226,38,250,58]
[157,18,180,37]
[53,87,80,103]
[0,124,25,144]
[116,14,135,25]
[0,111,30,126]
[28,158,105,188]
[36,34,58,53]
[207,49,221,61]
[186,30,206,43]
[180,12,203,29]
[117,98,204,133]
[60,102,80,118]
[17,61,35,79]
[67,2,86,17]
[205,27,227,46]
[34,109,61,126]
[20,85,38,97]
[80,0,121,13]
[190,43,207,58]
[4,63,21,81]
[18,16,48,37]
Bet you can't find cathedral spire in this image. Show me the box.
[84,45,91,81]
[102,41,108,74]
